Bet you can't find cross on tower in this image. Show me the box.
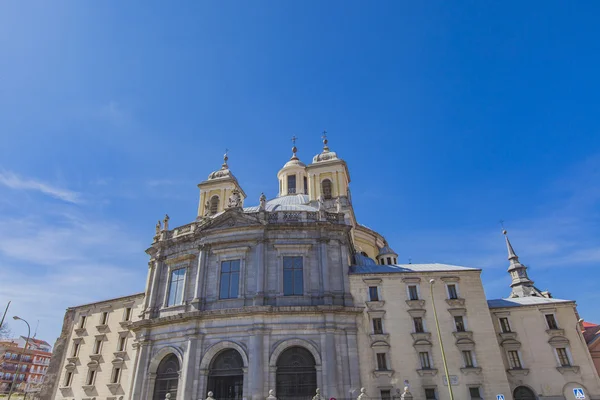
[291,136,297,146]
[321,130,327,141]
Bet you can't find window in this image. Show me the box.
[546,314,558,330]
[124,307,132,321]
[425,388,437,399]
[419,352,431,369]
[376,353,388,370]
[209,195,219,215]
[556,348,571,366]
[283,256,303,296]
[408,285,419,300]
[111,367,121,384]
[414,317,425,333]
[321,179,332,199]
[386,257,392,265]
[93,338,102,354]
[454,316,466,332]
[287,175,297,194]
[117,336,127,352]
[79,315,87,329]
[507,350,522,369]
[463,350,474,367]
[380,390,391,400]
[219,259,241,299]
[447,284,458,299]
[86,369,96,386]
[100,311,109,325]
[167,268,186,306]
[303,177,308,194]
[499,317,511,333]
[372,318,383,334]
[63,371,73,387]
[469,387,482,399]
[368,286,379,301]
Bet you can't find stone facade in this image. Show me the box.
[41,141,600,400]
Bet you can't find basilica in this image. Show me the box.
[41,138,600,400]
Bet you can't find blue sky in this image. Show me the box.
[1,2,599,343]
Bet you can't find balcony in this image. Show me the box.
[406,299,426,308]
[445,298,466,307]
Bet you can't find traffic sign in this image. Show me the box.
[497,395,505,400]
[574,388,585,399]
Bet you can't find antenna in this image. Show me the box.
[33,320,39,339]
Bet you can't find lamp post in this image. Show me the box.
[7,316,31,400]
[429,279,455,400]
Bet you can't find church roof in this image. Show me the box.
[243,194,318,212]
[350,263,479,274]
[487,297,573,308]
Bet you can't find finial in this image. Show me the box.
[321,130,329,152]
[163,214,170,231]
[222,148,229,169]
[291,136,298,159]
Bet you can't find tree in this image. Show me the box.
[0,322,11,339]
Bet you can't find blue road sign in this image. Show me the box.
[497,395,505,400]
[574,388,585,399]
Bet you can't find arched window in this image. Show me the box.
[321,179,332,199]
[153,354,179,400]
[514,386,536,400]
[276,347,317,400]
[287,175,297,194]
[207,349,244,400]
[210,195,220,215]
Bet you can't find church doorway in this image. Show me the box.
[153,354,180,400]
[514,386,537,400]
[276,347,317,400]
[207,349,244,400]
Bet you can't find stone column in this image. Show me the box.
[254,240,266,305]
[322,324,339,398]
[142,261,154,311]
[319,239,332,305]
[192,245,208,310]
[181,335,200,400]
[248,325,265,400]
[146,253,163,316]
[345,328,361,391]
[129,341,152,400]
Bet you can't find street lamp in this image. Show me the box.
[429,279,455,400]
[7,316,31,400]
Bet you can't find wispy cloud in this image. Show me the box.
[0,171,81,204]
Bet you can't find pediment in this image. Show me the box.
[203,209,265,231]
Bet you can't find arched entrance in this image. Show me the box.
[276,347,317,400]
[207,349,244,400]
[514,386,536,400]
[153,354,180,400]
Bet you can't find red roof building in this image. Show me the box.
[0,338,52,396]
[583,321,600,378]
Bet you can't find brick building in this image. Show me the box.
[0,337,52,396]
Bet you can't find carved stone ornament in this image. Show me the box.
[312,388,325,400]
[155,220,161,235]
[228,188,242,208]
[204,201,211,216]
[260,192,267,210]
[357,387,368,400]
[163,214,170,231]
[206,391,215,400]
[266,389,277,400]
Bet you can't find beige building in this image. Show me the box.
[40,138,600,400]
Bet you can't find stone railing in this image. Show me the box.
[175,387,415,400]
[266,211,345,224]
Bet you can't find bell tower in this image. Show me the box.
[197,151,246,218]
[306,131,351,202]
[276,136,308,197]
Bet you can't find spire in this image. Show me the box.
[321,130,329,152]
[501,229,546,298]
[222,149,229,169]
[291,136,298,160]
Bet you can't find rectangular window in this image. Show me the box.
[86,369,96,386]
[303,177,308,194]
[368,286,379,301]
[219,259,241,299]
[507,350,522,369]
[469,387,482,399]
[499,317,511,333]
[287,175,296,194]
[372,318,383,334]
[419,352,431,369]
[380,390,391,400]
[63,371,73,387]
[425,389,437,399]
[447,284,458,299]
[100,311,109,325]
[557,348,571,366]
[546,314,558,330]
[79,316,86,329]
[124,307,132,321]
[93,339,102,355]
[111,367,121,384]
[376,353,388,370]
[408,285,419,300]
[283,256,304,296]
[454,316,466,332]
[463,350,474,367]
[117,336,127,352]
[167,268,186,306]
[414,317,425,333]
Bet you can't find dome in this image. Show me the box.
[208,153,234,180]
[378,244,397,256]
[283,158,306,168]
[313,132,340,163]
[243,194,317,212]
